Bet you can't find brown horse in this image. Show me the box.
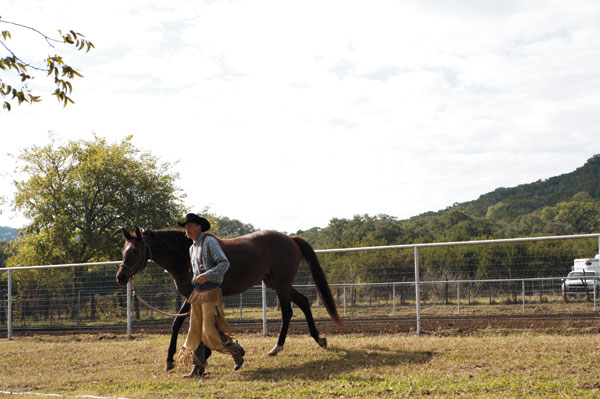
[116,227,343,370]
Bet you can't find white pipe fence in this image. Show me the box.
[325,276,599,316]
[314,232,600,335]
[2,233,599,339]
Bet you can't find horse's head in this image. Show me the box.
[116,227,149,286]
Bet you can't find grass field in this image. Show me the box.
[1,330,600,399]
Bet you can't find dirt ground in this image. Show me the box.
[4,314,600,340]
[233,314,600,337]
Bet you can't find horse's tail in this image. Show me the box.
[291,236,344,327]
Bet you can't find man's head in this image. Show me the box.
[178,213,211,240]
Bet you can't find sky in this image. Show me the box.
[1,0,600,233]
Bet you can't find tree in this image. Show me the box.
[8,134,185,266]
[7,134,185,318]
[213,216,256,238]
[0,240,12,268]
[0,16,94,111]
[190,208,256,238]
[508,194,600,237]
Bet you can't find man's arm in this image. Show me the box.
[196,237,230,284]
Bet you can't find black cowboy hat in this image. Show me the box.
[177,213,211,232]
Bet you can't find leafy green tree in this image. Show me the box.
[213,216,256,238]
[508,194,600,237]
[7,134,185,317]
[191,208,256,238]
[0,16,94,110]
[8,134,185,266]
[0,240,12,268]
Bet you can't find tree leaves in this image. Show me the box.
[0,17,94,110]
[10,135,185,266]
[59,29,95,53]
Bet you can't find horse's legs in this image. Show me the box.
[166,301,190,371]
[268,290,293,356]
[290,288,327,349]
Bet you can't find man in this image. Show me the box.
[177,213,245,378]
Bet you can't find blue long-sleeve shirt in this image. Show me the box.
[190,233,230,289]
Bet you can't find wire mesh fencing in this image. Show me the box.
[1,233,599,337]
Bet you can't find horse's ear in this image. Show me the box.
[135,226,143,238]
[122,228,133,241]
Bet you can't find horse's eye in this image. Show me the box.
[133,249,140,254]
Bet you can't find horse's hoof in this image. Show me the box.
[268,345,284,356]
[165,360,175,371]
[318,337,327,349]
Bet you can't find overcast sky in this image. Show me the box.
[1,0,599,233]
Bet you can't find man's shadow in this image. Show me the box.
[245,345,434,381]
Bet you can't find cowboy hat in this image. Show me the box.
[177,213,211,231]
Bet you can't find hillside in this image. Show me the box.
[0,226,18,241]
[298,155,600,252]
[458,154,600,218]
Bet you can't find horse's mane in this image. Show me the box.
[141,228,223,252]
[142,228,191,252]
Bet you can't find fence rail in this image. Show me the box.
[2,233,600,339]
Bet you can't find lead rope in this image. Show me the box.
[130,276,191,317]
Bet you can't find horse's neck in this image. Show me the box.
[146,235,193,297]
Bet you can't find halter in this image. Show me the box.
[120,234,152,276]
[123,234,190,318]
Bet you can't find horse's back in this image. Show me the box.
[219,230,302,295]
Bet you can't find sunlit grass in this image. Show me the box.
[1,331,600,398]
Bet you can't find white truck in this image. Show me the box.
[562,254,600,301]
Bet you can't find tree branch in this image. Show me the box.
[0,19,62,47]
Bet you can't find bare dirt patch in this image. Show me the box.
[4,313,600,339]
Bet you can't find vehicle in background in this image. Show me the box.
[562,254,600,301]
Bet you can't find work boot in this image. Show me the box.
[182,364,206,379]
[230,344,245,371]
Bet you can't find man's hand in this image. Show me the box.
[195,273,208,285]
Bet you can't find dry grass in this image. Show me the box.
[1,331,600,398]
[225,296,598,323]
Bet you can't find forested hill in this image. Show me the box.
[0,226,18,241]
[298,155,600,249]
[457,154,600,219]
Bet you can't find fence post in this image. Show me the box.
[77,290,81,326]
[392,283,396,316]
[522,280,525,314]
[262,281,267,337]
[457,282,461,315]
[127,281,132,339]
[7,270,12,341]
[343,285,347,316]
[239,293,243,319]
[594,278,597,313]
[414,246,421,335]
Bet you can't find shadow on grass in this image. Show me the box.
[245,344,433,381]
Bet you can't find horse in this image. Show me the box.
[116,227,343,370]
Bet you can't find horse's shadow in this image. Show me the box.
[245,345,434,381]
